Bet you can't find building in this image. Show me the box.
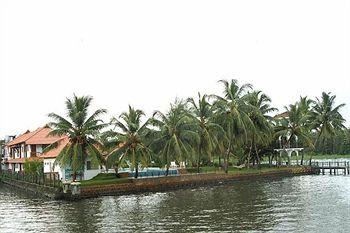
[5,126,63,172]
[0,135,16,170]
[39,137,105,181]
[4,125,105,181]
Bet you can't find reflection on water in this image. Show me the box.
[1,175,350,232]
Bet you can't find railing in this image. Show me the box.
[310,161,350,168]
[266,160,308,166]
[309,161,350,175]
[0,170,62,188]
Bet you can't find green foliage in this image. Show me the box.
[46,94,107,180]
[23,159,43,175]
[44,80,347,180]
[187,93,227,172]
[311,92,346,142]
[104,105,152,178]
[149,99,200,174]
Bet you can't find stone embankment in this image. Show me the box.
[79,166,316,199]
[0,167,317,200]
[1,177,62,199]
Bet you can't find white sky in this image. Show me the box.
[1,0,349,138]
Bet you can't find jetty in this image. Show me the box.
[311,161,350,175]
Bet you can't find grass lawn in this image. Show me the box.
[80,173,131,187]
[186,165,291,175]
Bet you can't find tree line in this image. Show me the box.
[45,79,347,179]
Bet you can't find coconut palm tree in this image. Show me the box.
[187,93,227,173]
[150,100,199,175]
[298,96,314,117]
[213,79,255,172]
[245,91,276,166]
[310,92,346,161]
[105,106,151,178]
[295,96,314,164]
[47,95,107,181]
[275,102,314,165]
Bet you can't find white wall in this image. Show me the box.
[26,145,31,158]
[43,159,104,181]
[14,163,20,172]
[43,158,63,180]
[83,169,101,180]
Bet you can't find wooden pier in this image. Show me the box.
[311,161,350,175]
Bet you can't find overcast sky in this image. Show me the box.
[0,0,349,138]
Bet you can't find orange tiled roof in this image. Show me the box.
[6,126,63,146]
[26,127,63,145]
[6,130,36,146]
[7,157,43,164]
[39,137,69,158]
[274,111,289,119]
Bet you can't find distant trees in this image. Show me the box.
[312,128,350,155]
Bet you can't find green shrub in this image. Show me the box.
[23,159,43,176]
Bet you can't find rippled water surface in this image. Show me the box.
[1,175,350,232]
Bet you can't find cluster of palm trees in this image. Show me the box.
[46,79,347,179]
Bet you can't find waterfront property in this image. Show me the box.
[3,125,106,181]
[39,137,106,181]
[4,126,62,172]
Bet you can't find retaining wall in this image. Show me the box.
[1,167,316,200]
[80,166,316,199]
[1,177,63,199]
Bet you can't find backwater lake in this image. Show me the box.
[1,171,350,232]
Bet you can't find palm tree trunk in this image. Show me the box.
[133,149,138,178]
[225,141,231,173]
[72,172,77,182]
[114,166,119,177]
[311,130,323,164]
[301,150,304,165]
[165,155,170,176]
[197,146,201,173]
[254,144,260,168]
[247,141,252,169]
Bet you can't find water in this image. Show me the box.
[1,174,350,232]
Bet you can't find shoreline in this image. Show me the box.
[78,166,317,200]
[0,166,317,201]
